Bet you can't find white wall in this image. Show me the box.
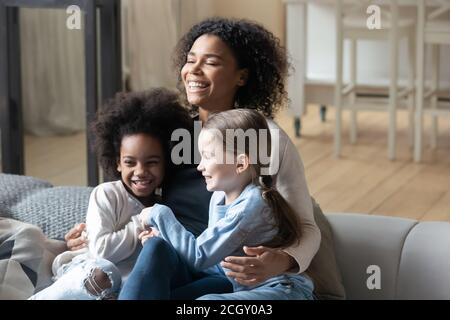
[306,3,450,87]
[211,0,285,44]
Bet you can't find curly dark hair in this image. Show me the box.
[173,17,290,118]
[90,88,193,181]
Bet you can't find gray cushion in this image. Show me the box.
[10,186,92,240]
[0,174,52,217]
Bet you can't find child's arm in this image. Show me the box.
[85,185,142,263]
[145,200,259,271]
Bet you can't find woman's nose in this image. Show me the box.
[189,61,202,75]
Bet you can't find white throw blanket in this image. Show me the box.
[0,218,66,300]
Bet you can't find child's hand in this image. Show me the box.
[138,206,154,229]
[65,223,88,251]
[138,228,160,245]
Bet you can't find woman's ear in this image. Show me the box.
[116,159,122,172]
[237,69,249,87]
[236,153,250,174]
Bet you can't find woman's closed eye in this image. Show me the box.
[205,60,219,66]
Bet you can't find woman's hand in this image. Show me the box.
[221,246,297,286]
[138,228,159,245]
[64,223,87,251]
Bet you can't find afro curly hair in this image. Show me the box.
[90,88,193,181]
[173,17,290,119]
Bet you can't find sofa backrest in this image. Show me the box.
[326,213,450,300]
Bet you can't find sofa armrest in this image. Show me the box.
[326,213,417,299]
[396,221,450,299]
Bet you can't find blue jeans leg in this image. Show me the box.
[119,237,232,300]
[119,237,191,300]
[171,274,233,300]
[197,276,315,300]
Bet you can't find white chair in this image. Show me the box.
[414,0,450,162]
[334,0,416,160]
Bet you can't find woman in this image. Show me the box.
[66,17,321,297]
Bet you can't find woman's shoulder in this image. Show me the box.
[265,118,299,176]
[265,118,290,147]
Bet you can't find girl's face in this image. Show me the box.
[197,130,246,196]
[181,34,248,112]
[117,134,165,200]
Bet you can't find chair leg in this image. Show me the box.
[334,0,344,158]
[350,38,357,144]
[320,105,327,122]
[414,0,425,162]
[407,29,416,148]
[388,3,399,161]
[294,117,301,138]
[430,44,439,149]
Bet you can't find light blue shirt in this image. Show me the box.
[148,183,299,291]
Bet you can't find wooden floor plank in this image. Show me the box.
[372,165,450,220]
[346,162,422,214]
[422,190,450,221]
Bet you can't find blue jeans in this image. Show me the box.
[198,276,315,300]
[29,255,122,300]
[118,237,233,300]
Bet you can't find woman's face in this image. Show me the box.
[181,34,247,112]
[117,134,165,200]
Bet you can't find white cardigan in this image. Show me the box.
[52,181,144,276]
[267,119,321,274]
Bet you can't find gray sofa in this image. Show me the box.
[328,213,450,300]
[1,173,450,300]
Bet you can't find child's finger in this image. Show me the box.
[64,226,80,241]
[139,229,154,240]
[138,230,149,240]
[67,237,86,251]
[70,243,87,251]
[141,234,152,245]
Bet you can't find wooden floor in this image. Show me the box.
[276,105,450,222]
[8,105,450,221]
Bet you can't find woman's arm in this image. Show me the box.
[272,128,321,274]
